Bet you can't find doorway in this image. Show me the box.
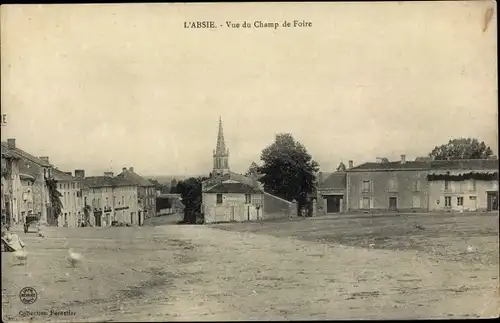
[389,197,398,211]
[325,195,343,213]
[487,192,498,211]
[94,212,102,227]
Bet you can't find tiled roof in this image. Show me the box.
[1,146,17,159]
[203,171,263,191]
[319,172,346,189]
[348,161,430,171]
[115,169,154,187]
[205,182,262,194]
[52,169,76,182]
[80,176,137,189]
[348,158,499,172]
[430,159,499,170]
[0,142,50,167]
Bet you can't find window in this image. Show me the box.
[362,181,371,193]
[106,197,109,206]
[122,196,124,205]
[468,180,476,192]
[457,197,464,206]
[445,196,451,207]
[216,194,223,204]
[64,213,67,221]
[245,194,252,204]
[444,181,449,191]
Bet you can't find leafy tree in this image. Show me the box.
[245,162,261,179]
[257,133,319,208]
[170,179,178,190]
[45,177,63,226]
[174,176,208,224]
[336,161,347,172]
[429,138,494,160]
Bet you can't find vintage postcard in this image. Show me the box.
[1,1,498,321]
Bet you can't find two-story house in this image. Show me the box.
[52,169,84,227]
[346,155,430,212]
[80,172,140,227]
[115,167,156,220]
[427,159,499,212]
[1,139,52,224]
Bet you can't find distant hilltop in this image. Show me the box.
[146,175,207,184]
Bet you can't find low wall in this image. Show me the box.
[262,192,295,220]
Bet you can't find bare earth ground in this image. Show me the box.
[2,212,499,321]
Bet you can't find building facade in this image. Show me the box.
[203,180,264,223]
[81,173,140,227]
[346,155,430,212]
[53,169,84,227]
[201,118,294,223]
[316,170,347,215]
[1,139,52,224]
[115,167,156,219]
[427,159,499,212]
[346,155,498,213]
[1,147,20,226]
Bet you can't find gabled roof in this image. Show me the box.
[318,172,346,190]
[0,142,50,167]
[115,169,154,187]
[52,169,77,182]
[80,176,137,189]
[203,171,263,191]
[347,158,499,172]
[205,182,262,194]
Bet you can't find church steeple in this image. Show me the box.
[213,117,229,175]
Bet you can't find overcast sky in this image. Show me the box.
[1,2,497,177]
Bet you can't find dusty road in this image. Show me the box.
[2,214,499,321]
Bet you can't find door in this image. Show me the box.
[487,192,498,211]
[389,197,397,211]
[95,213,101,227]
[470,196,477,211]
[326,195,342,213]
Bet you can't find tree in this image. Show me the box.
[336,161,347,172]
[429,138,494,160]
[170,179,178,190]
[174,176,208,224]
[257,133,319,208]
[245,161,261,179]
[45,177,63,226]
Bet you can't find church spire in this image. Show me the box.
[213,117,229,175]
[215,116,227,155]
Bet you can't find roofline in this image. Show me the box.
[1,142,51,167]
[346,168,429,172]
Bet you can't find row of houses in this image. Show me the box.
[200,118,499,225]
[316,155,499,214]
[1,138,157,228]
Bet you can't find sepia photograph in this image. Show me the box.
[1,2,498,321]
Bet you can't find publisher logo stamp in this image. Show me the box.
[19,287,37,305]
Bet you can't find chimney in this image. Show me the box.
[7,138,16,149]
[122,167,127,172]
[104,171,114,177]
[129,167,134,172]
[39,156,50,164]
[75,170,85,179]
[401,154,406,164]
[348,160,353,169]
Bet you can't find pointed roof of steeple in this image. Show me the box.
[215,116,227,155]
